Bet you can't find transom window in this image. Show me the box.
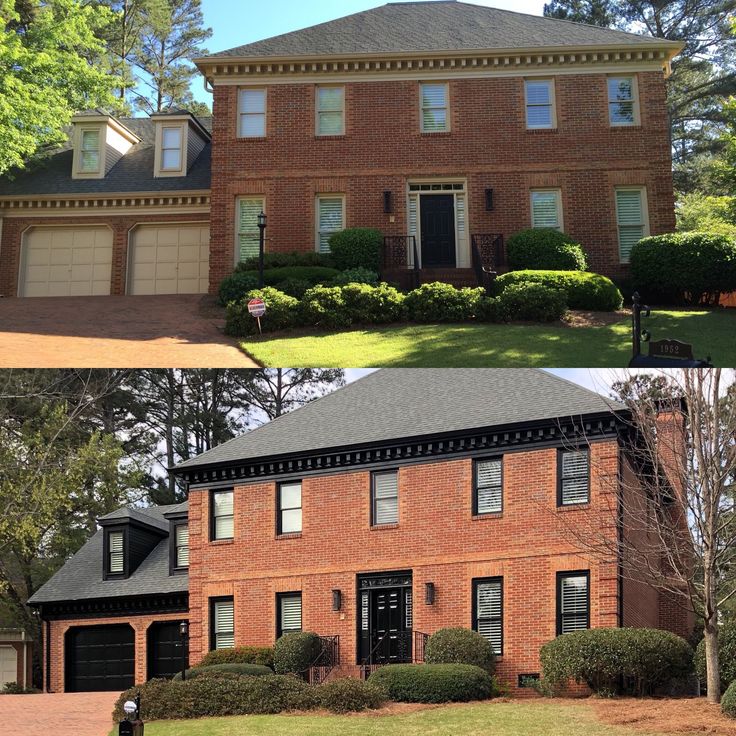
[525,80,555,129]
[616,188,648,264]
[317,86,345,136]
[316,195,345,254]
[409,183,464,192]
[531,189,563,230]
[212,598,235,649]
[278,482,302,535]
[474,458,503,515]
[559,449,590,506]
[107,530,124,574]
[175,523,189,568]
[608,76,638,126]
[237,197,265,263]
[212,489,234,540]
[421,83,449,133]
[80,129,100,173]
[239,88,267,138]
[473,578,503,655]
[557,572,590,635]
[277,592,302,638]
[372,471,399,526]
[161,126,183,171]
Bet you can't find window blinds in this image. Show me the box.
[280,594,302,634]
[176,524,189,567]
[317,197,344,253]
[214,599,235,648]
[213,490,234,539]
[531,191,561,229]
[317,87,345,135]
[240,89,266,137]
[476,580,502,654]
[108,531,124,573]
[81,130,100,172]
[561,450,590,505]
[373,471,399,525]
[616,189,645,263]
[238,198,264,262]
[526,80,553,128]
[421,84,448,132]
[161,127,182,170]
[560,575,589,634]
[476,459,502,514]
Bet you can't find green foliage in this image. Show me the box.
[695,622,736,690]
[238,251,335,271]
[273,632,322,675]
[723,680,736,719]
[218,271,259,306]
[496,271,623,312]
[328,228,383,271]
[677,193,736,239]
[274,278,312,299]
[329,268,381,286]
[496,282,568,322]
[263,267,340,288]
[0,682,40,694]
[315,678,387,713]
[300,286,352,329]
[405,282,484,323]
[540,628,694,696]
[475,296,502,323]
[367,663,496,703]
[507,229,589,271]
[340,282,407,324]
[424,628,496,674]
[630,232,736,304]
[199,646,274,668]
[172,663,273,680]
[224,287,299,336]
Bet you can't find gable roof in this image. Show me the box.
[176,369,623,471]
[203,1,681,61]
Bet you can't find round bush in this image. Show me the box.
[237,251,334,271]
[330,267,380,286]
[275,278,312,298]
[328,228,383,271]
[497,270,623,312]
[316,677,387,713]
[199,645,274,668]
[723,680,736,719]
[695,622,736,691]
[496,282,567,322]
[224,287,299,336]
[172,663,273,680]
[263,266,340,287]
[631,232,736,304]
[425,628,496,674]
[340,282,407,324]
[300,286,353,329]
[404,282,484,323]
[507,229,589,271]
[367,663,495,703]
[540,628,694,696]
[218,271,259,306]
[273,632,323,675]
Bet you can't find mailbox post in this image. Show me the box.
[119,693,144,736]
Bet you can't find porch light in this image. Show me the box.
[179,620,189,682]
[332,589,342,611]
[485,188,494,211]
[425,582,435,605]
[257,211,267,228]
[179,620,189,638]
[257,211,267,288]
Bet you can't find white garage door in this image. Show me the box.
[0,646,17,688]
[21,227,113,297]
[129,224,209,295]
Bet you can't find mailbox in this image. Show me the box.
[119,695,144,736]
[119,720,144,736]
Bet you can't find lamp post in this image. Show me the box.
[179,620,189,681]
[257,211,267,288]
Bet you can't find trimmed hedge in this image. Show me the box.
[695,622,736,691]
[425,628,495,674]
[316,678,387,713]
[218,271,259,306]
[405,282,484,323]
[273,632,322,675]
[496,282,567,322]
[507,229,589,271]
[238,251,334,271]
[329,267,380,286]
[199,645,274,668]
[540,628,694,696]
[497,270,623,311]
[723,680,736,719]
[263,266,340,287]
[340,282,407,324]
[172,663,273,680]
[328,228,383,271]
[367,663,496,703]
[630,232,736,305]
[225,287,300,336]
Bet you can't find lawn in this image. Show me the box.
[241,309,735,368]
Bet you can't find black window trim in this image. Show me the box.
[472,576,504,656]
[103,524,128,580]
[472,456,504,516]
[170,520,189,574]
[276,480,303,536]
[556,570,591,636]
[209,595,234,651]
[210,487,234,541]
[276,591,303,639]
[557,448,591,507]
[371,469,399,527]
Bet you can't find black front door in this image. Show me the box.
[420,194,456,267]
[148,621,187,680]
[65,625,134,692]
[372,588,409,664]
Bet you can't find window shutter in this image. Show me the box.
[317,197,344,254]
[214,600,235,648]
[373,471,398,525]
[109,531,124,573]
[476,459,502,514]
[405,589,413,629]
[561,450,589,504]
[616,189,645,263]
[176,524,189,567]
[476,580,502,654]
[280,595,302,634]
[531,191,560,229]
[239,199,264,262]
[561,576,589,633]
[421,83,448,132]
[456,194,466,238]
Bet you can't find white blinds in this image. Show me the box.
[279,482,302,534]
[421,83,448,132]
[214,599,235,648]
[161,127,182,170]
[108,531,124,573]
[526,80,553,128]
[280,594,302,634]
[239,198,264,262]
[476,459,502,514]
[317,87,345,135]
[213,490,234,539]
[317,197,344,253]
[240,89,266,137]
[373,471,398,525]
[616,189,645,263]
[561,450,590,505]
[531,190,561,230]
[81,129,100,172]
[560,575,589,634]
[608,77,635,124]
[176,524,189,567]
[476,580,502,654]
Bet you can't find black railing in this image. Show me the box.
[359,630,429,680]
[306,635,340,685]
[382,236,420,290]
[471,233,504,293]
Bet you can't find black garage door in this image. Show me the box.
[147,621,187,680]
[65,625,134,692]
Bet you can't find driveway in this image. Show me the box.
[0,691,118,736]
[0,295,258,368]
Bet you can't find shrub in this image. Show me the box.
[199,645,274,668]
[475,295,502,322]
[340,282,407,324]
[328,228,383,271]
[1,682,39,694]
[496,282,568,322]
[218,271,259,306]
[723,680,736,719]
[300,286,352,329]
[507,229,589,271]
[630,232,736,305]
[316,677,387,713]
[172,663,273,680]
[225,287,299,336]
[263,266,340,287]
[237,251,334,271]
[496,270,623,312]
[367,663,496,703]
[540,628,694,696]
[274,278,312,299]
[273,632,322,675]
[329,267,380,286]
[695,622,736,691]
[425,628,496,674]
[404,282,484,323]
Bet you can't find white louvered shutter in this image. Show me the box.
[531,191,561,229]
[421,84,448,132]
[317,197,344,253]
[214,600,235,648]
[280,595,302,634]
[476,580,502,654]
[176,524,189,567]
[213,490,234,539]
[526,80,553,128]
[240,89,266,137]
[476,459,503,514]
[373,471,398,525]
[108,531,124,573]
[279,482,302,534]
[561,450,590,505]
[238,198,264,263]
[616,189,645,263]
[561,575,589,633]
[318,87,344,135]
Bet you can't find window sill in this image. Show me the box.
[210,538,235,545]
[276,532,302,540]
[370,523,399,531]
[557,502,590,512]
[525,128,558,134]
[170,567,189,576]
[315,135,346,140]
[472,512,503,521]
[420,131,452,138]
[610,124,642,131]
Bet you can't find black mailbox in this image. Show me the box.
[119,719,144,736]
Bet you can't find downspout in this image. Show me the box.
[45,619,51,693]
[617,447,625,628]
[21,630,26,689]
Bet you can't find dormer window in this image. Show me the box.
[152,112,210,178]
[161,127,183,171]
[171,521,189,573]
[71,113,139,180]
[80,129,101,173]
[105,528,125,578]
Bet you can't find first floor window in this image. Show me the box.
[277,592,302,637]
[557,572,590,635]
[278,481,302,534]
[212,598,235,649]
[559,449,590,506]
[238,198,265,262]
[372,471,398,525]
[474,578,503,655]
[175,523,189,568]
[239,88,266,137]
[421,82,449,132]
[161,126,183,171]
[317,86,345,135]
[316,195,344,253]
[531,189,562,230]
[107,530,124,574]
[212,488,234,540]
[80,129,100,173]
[616,188,647,263]
[525,79,555,129]
[474,458,503,514]
[608,76,637,126]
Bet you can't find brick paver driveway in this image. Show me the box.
[0,295,258,368]
[0,691,118,736]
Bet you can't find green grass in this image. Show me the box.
[241,309,734,367]
[113,701,667,736]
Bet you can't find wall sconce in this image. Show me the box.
[332,589,342,611]
[425,582,435,605]
[383,191,393,214]
[485,188,494,212]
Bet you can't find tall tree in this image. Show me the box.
[543,0,615,26]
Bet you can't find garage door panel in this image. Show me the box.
[49,248,72,266]
[72,248,94,265]
[0,647,17,688]
[65,624,134,693]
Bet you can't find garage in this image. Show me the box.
[147,621,187,680]
[20,226,113,297]
[129,224,209,295]
[65,625,134,692]
[0,646,17,688]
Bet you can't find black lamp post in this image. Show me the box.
[179,620,189,681]
[257,211,267,288]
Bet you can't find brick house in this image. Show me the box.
[29,369,692,693]
[0,2,681,298]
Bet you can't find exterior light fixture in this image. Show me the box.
[332,589,342,611]
[425,582,435,605]
[179,620,189,681]
[485,188,494,211]
[257,211,267,288]
[383,191,393,214]
[123,700,137,717]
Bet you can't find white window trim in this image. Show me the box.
[608,75,640,127]
[315,85,346,136]
[72,125,104,179]
[525,78,557,130]
[160,125,184,173]
[154,122,188,178]
[315,194,346,253]
[615,186,650,264]
[530,188,564,231]
[238,87,267,139]
[235,196,266,266]
[420,82,450,133]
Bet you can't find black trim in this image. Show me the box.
[45,619,51,692]
[276,591,302,639]
[170,521,189,575]
[276,480,302,536]
[371,470,399,527]
[472,456,504,515]
[209,596,234,651]
[556,570,590,636]
[37,593,188,620]
[210,487,234,541]
[103,525,128,580]
[557,448,591,507]
[472,576,503,656]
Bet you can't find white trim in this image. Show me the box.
[607,74,641,126]
[420,81,450,133]
[315,194,346,253]
[530,188,564,230]
[72,124,104,180]
[614,185,649,264]
[315,84,346,136]
[525,78,557,129]
[155,123,187,177]
[234,196,266,266]
[238,87,268,138]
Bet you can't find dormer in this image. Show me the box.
[71,111,140,180]
[163,503,189,576]
[151,110,211,178]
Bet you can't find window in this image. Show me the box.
[161,127,183,171]
[211,598,235,649]
[474,458,503,515]
[531,189,563,230]
[473,578,503,655]
[317,86,345,136]
[559,449,590,506]
[421,83,449,133]
[372,471,398,526]
[525,80,555,129]
[608,76,638,126]
[211,489,234,540]
[237,197,265,263]
[175,523,189,568]
[107,530,124,575]
[615,188,648,263]
[316,195,345,253]
[80,129,100,173]
[557,572,590,635]
[278,481,302,534]
[277,592,302,638]
[239,89,267,138]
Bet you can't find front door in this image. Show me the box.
[148,621,187,680]
[420,194,456,267]
[371,588,410,664]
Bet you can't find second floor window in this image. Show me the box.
[557,572,590,635]
[559,449,590,506]
[80,129,100,173]
[421,83,449,133]
[212,598,235,649]
[277,592,302,638]
[212,489,234,540]
[473,577,503,655]
[608,76,638,126]
[175,523,189,568]
[278,481,302,534]
[317,86,345,135]
[372,471,398,526]
[316,195,345,253]
[525,80,555,129]
[531,189,563,230]
[474,458,503,514]
[107,530,124,574]
[161,127,183,171]
[239,89,267,138]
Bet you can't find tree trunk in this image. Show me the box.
[703,617,721,703]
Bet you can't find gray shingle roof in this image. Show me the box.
[205,1,679,60]
[28,504,188,604]
[0,117,211,197]
[176,369,623,470]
